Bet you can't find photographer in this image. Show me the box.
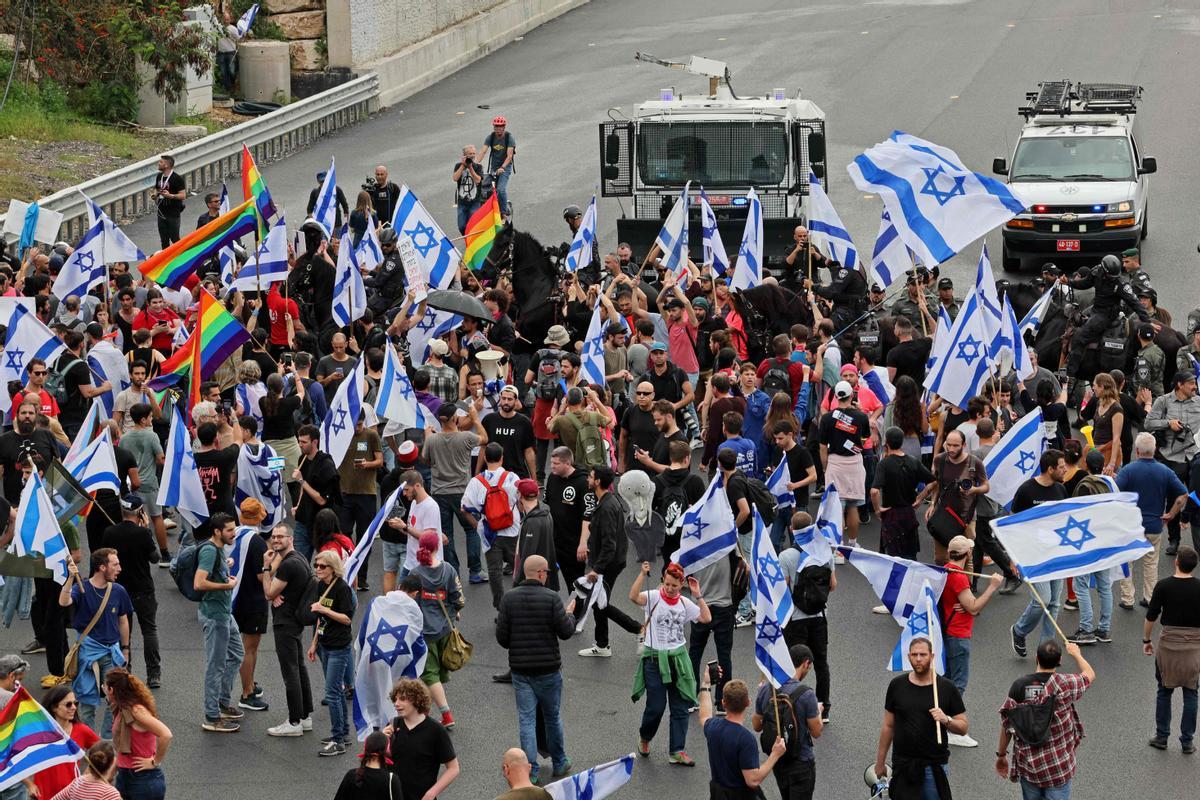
[1145,371,1200,555]
[453,146,483,234]
[924,429,989,566]
[366,165,401,225]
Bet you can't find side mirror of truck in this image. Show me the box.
[1138,157,1157,175]
[992,158,1008,175]
[605,133,621,165]
[811,164,825,180]
[807,131,826,164]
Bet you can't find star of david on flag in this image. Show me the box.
[699,186,729,276]
[52,218,106,302]
[923,288,994,411]
[654,182,690,283]
[391,185,460,291]
[544,753,635,800]
[235,442,286,532]
[157,403,209,528]
[888,578,945,675]
[1054,516,1096,551]
[731,187,764,291]
[1,304,66,415]
[983,407,1047,510]
[750,509,795,688]
[321,358,365,469]
[670,473,738,574]
[352,591,427,741]
[10,469,72,584]
[580,297,607,387]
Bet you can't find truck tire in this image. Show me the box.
[1141,206,1149,240]
[1002,242,1021,273]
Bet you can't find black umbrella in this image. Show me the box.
[424,289,492,321]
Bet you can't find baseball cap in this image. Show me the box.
[0,655,29,677]
[905,273,919,286]
[663,298,685,310]
[947,535,974,556]
[120,494,144,512]
[499,384,520,397]
[937,277,953,290]
[428,339,449,356]
[516,478,540,498]
[649,341,668,352]
[1174,370,1196,387]
[1084,449,1106,474]
[605,322,626,337]
[1137,322,1156,340]
[691,296,710,310]
[834,380,853,400]
[239,497,266,523]
[397,440,420,465]
[869,283,884,293]
[840,364,858,376]
[1041,263,1062,277]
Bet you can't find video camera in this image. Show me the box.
[362,175,379,192]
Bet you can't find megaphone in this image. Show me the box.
[476,349,505,384]
[863,762,889,798]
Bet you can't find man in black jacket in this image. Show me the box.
[578,466,642,658]
[495,554,577,785]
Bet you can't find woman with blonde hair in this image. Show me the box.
[234,359,267,428]
[103,668,172,800]
[307,550,356,757]
[1089,371,1125,475]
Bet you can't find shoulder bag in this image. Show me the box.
[435,589,473,671]
[63,580,113,681]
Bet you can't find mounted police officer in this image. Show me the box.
[807,259,866,331]
[1061,254,1152,385]
[562,204,600,286]
[365,226,407,317]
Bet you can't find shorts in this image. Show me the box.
[233,607,268,636]
[421,634,450,685]
[382,541,406,574]
[138,487,162,517]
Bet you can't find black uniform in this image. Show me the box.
[813,263,867,330]
[1065,267,1149,377]
[365,252,406,316]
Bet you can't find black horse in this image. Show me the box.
[482,224,564,359]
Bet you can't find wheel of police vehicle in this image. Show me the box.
[1001,243,1021,273]
[1140,205,1149,240]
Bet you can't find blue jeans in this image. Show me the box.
[1021,777,1072,799]
[1072,571,1112,633]
[1014,580,1064,643]
[769,505,793,552]
[340,494,379,586]
[736,530,753,618]
[78,650,117,738]
[944,636,971,695]
[513,671,567,780]
[434,493,482,576]
[319,644,353,741]
[638,656,691,755]
[293,522,313,563]
[200,611,244,720]
[494,170,511,216]
[456,201,481,234]
[918,764,949,799]
[115,767,166,800]
[1156,665,1198,745]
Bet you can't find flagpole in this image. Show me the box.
[1023,579,1068,642]
[931,667,943,745]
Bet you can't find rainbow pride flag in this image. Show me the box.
[147,289,250,408]
[241,144,276,235]
[140,198,258,290]
[463,193,502,271]
[0,686,83,789]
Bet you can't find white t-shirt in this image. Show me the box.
[405,495,443,571]
[640,589,700,651]
[461,468,520,539]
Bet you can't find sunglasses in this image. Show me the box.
[31,371,47,376]
[314,563,331,570]
[635,390,653,396]
[62,700,78,708]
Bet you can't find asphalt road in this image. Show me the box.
[25,1,1200,798]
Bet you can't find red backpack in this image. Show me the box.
[480,471,514,531]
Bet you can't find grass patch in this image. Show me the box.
[0,103,140,149]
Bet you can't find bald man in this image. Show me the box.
[369,165,401,223]
[785,224,827,283]
[497,747,552,799]
[495,553,578,783]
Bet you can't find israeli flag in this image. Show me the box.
[809,484,844,546]
[670,473,739,574]
[975,244,1004,356]
[869,209,913,289]
[731,187,763,291]
[699,187,729,276]
[580,298,607,387]
[654,182,690,281]
[227,525,257,604]
[1,304,67,414]
[847,131,1027,267]
[344,485,403,588]
[564,194,597,274]
[545,754,635,800]
[322,359,366,468]
[235,2,259,37]
[927,305,955,369]
[406,305,463,367]
[52,219,106,301]
[765,454,793,509]
[235,442,285,532]
[994,492,1152,583]
[356,222,384,272]
[353,591,428,741]
[64,426,120,496]
[158,404,209,527]
[862,366,895,405]
[791,523,833,569]
[82,192,145,263]
[888,579,945,675]
[86,339,129,418]
[806,173,858,271]
[63,399,104,467]
[333,225,367,328]
[1189,354,1200,384]
[923,289,993,410]
[231,213,289,293]
[1018,287,1055,339]
[10,470,72,584]
[391,185,460,291]
[840,546,948,623]
[374,344,417,427]
[313,157,339,239]
[999,293,1035,380]
[983,407,1046,510]
[216,185,237,288]
[751,510,797,688]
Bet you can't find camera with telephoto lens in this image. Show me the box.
[362,175,379,192]
[957,478,977,492]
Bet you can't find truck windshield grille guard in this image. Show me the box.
[635,121,789,188]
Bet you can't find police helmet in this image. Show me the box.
[562,205,583,220]
[1100,254,1121,277]
[378,226,398,245]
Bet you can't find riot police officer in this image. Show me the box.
[807,259,866,331]
[1121,247,1154,296]
[890,273,937,334]
[365,226,407,316]
[936,277,960,323]
[1062,254,1151,381]
[563,204,600,286]
[1132,322,1166,398]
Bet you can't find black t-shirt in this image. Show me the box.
[315,577,356,649]
[246,350,276,383]
[1010,479,1067,514]
[194,445,240,514]
[115,445,138,496]
[55,352,92,428]
[481,411,535,478]
[884,674,965,764]
[873,453,935,507]
[545,469,593,547]
[651,429,687,470]
[620,405,660,470]
[725,473,753,535]
[333,767,403,800]
[1008,672,1052,703]
[489,315,517,355]
[101,521,158,595]
[389,716,456,800]
[261,394,302,440]
[818,406,871,456]
[1146,576,1200,627]
[887,339,931,386]
[156,171,186,216]
[453,161,480,205]
[298,452,342,524]
[370,182,400,225]
[641,365,686,405]
[0,429,58,504]
[272,550,313,629]
[234,533,269,615]
[780,443,816,507]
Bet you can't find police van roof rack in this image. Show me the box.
[1019,81,1142,119]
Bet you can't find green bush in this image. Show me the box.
[70,81,140,124]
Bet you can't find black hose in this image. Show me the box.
[231,101,281,117]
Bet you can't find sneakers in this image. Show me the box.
[999,577,1022,595]
[1166,542,1180,557]
[734,610,755,628]
[441,711,455,730]
[158,553,172,568]
[1148,736,1168,750]
[1184,742,1197,755]
[1095,629,1112,644]
[469,572,488,584]
[1119,600,1135,610]
[668,751,696,766]
[551,758,573,777]
[239,695,269,712]
[301,716,313,731]
[253,683,264,699]
[318,740,346,757]
[872,605,889,615]
[267,721,304,737]
[202,718,240,733]
[20,640,44,655]
[947,733,978,748]
[1063,598,1079,611]
[40,674,65,689]
[578,645,612,658]
[833,551,846,565]
[820,706,831,725]
[1011,626,1027,658]
[492,671,513,684]
[220,705,245,720]
[146,676,161,689]
[1067,628,1096,645]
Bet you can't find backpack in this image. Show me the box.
[762,362,792,399]
[759,683,814,759]
[734,473,777,521]
[792,564,832,615]
[47,357,83,408]
[658,480,690,536]
[564,413,608,469]
[536,352,563,401]
[169,541,221,602]
[479,470,514,531]
[1001,693,1059,746]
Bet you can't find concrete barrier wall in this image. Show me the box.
[327,0,589,107]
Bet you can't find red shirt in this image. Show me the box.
[755,356,808,404]
[12,388,59,417]
[267,286,300,347]
[939,564,974,638]
[132,306,181,352]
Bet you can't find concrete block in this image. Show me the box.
[270,9,326,39]
[239,40,292,103]
[265,0,324,12]
[290,39,325,71]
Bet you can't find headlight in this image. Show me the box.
[1107,201,1133,213]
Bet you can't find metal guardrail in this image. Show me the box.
[1,73,380,242]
